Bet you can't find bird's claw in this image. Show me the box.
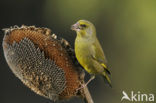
[76,84,87,91]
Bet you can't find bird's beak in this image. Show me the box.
[71,22,80,31]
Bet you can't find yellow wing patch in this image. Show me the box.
[101,63,107,68]
[101,63,111,75]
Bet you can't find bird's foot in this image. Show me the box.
[76,75,95,91]
[76,83,87,91]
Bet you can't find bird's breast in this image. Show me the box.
[75,39,92,68]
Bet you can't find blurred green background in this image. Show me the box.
[0,0,156,103]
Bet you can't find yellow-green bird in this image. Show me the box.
[71,20,112,87]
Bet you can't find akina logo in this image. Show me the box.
[121,91,154,102]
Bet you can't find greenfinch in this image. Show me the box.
[71,20,112,87]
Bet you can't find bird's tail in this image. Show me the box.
[102,71,112,88]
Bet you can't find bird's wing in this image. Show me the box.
[91,39,111,74]
[92,39,107,63]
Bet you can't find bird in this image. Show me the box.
[71,20,112,88]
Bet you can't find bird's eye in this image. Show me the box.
[80,24,87,28]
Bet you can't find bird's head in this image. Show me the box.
[71,20,96,38]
